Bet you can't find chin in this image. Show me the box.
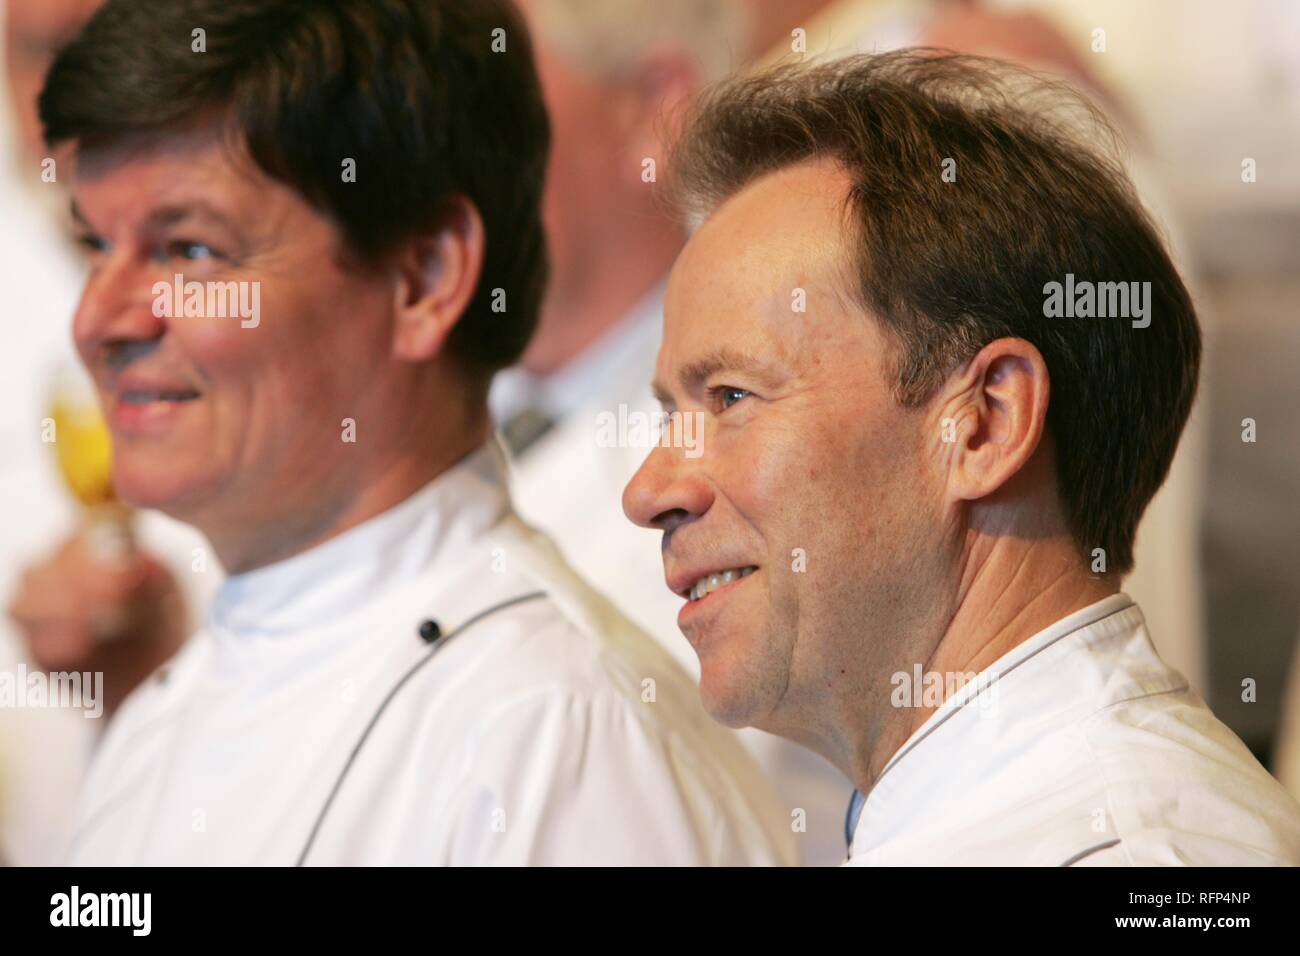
[699,691,758,729]
[697,654,781,730]
[111,454,218,517]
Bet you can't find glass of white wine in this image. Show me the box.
[46,361,136,566]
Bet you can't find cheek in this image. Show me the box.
[736,404,926,587]
[541,181,577,270]
[168,276,392,451]
[713,421,802,529]
[545,135,617,255]
[238,272,389,373]
[170,317,257,380]
[717,414,856,558]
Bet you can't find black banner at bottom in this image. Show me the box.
[0,865,1289,942]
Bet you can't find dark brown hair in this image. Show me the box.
[671,50,1201,575]
[40,0,550,376]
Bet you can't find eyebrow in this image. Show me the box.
[69,199,241,234]
[652,346,785,405]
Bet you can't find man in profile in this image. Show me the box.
[625,51,1300,865]
[33,0,795,865]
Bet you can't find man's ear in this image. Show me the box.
[391,196,485,362]
[938,337,1050,502]
[618,51,698,167]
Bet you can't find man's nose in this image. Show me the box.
[74,257,168,368]
[622,440,714,534]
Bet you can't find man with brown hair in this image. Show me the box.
[36,0,796,866]
[624,50,1300,865]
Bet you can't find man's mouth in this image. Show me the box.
[107,380,203,433]
[687,566,758,602]
[119,389,201,405]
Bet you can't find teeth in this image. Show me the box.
[122,390,197,405]
[689,566,757,601]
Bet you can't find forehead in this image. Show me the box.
[679,158,852,289]
[659,159,873,382]
[76,127,253,197]
[72,127,307,236]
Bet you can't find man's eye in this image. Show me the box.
[168,240,216,261]
[712,386,750,411]
[76,233,109,255]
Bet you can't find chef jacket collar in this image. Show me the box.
[850,593,1154,855]
[206,439,508,641]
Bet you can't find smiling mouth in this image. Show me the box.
[120,389,201,405]
[687,566,758,602]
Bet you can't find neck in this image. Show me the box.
[521,212,681,376]
[852,532,1117,795]
[207,381,490,575]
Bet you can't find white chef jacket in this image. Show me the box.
[62,440,797,866]
[846,594,1300,866]
[492,283,853,866]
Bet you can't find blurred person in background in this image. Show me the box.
[0,0,216,866]
[493,0,852,864]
